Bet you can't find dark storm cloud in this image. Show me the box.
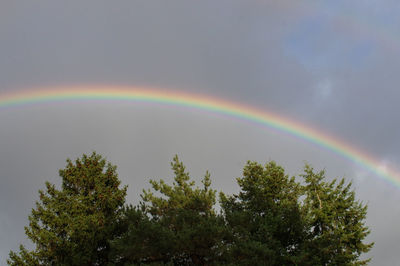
[1,1,400,264]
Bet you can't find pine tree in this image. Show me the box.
[10,155,373,265]
[299,165,373,265]
[220,161,305,265]
[8,152,127,265]
[220,161,373,265]
[109,156,228,265]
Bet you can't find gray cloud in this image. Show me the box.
[1,1,400,264]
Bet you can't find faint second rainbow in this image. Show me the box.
[1,85,399,188]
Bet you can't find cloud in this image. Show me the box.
[1,1,400,265]
[314,79,333,101]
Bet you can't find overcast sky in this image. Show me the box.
[1,1,400,264]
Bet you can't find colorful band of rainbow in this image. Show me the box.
[1,85,399,188]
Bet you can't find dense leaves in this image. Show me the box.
[220,161,305,265]
[109,156,228,265]
[300,165,373,265]
[8,152,127,265]
[220,162,373,265]
[9,154,373,265]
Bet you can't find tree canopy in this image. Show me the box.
[220,162,373,265]
[9,153,373,265]
[8,152,127,265]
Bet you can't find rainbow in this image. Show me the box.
[1,85,399,188]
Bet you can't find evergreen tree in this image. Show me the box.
[8,152,127,265]
[220,161,305,265]
[299,165,373,265]
[10,154,373,265]
[109,156,228,265]
[220,161,373,265]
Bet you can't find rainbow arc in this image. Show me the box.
[1,85,399,188]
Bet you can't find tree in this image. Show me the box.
[10,154,373,265]
[300,165,373,265]
[110,158,372,265]
[220,161,373,265]
[220,161,305,265]
[109,156,229,265]
[8,152,127,265]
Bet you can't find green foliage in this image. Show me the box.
[300,165,374,265]
[10,154,373,265]
[109,156,228,265]
[219,161,305,265]
[220,161,373,265]
[8,152,127,265]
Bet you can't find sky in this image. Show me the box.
[1,1,400,264]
